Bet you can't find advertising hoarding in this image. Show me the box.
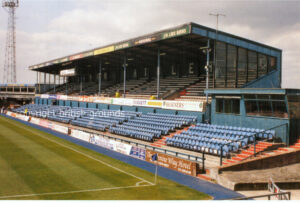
[146,150,197,176]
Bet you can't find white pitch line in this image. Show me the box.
[0,184,153,199]
[2,117,155,186]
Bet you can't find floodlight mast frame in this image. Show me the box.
[2,0,19,84]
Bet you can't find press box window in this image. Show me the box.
[245,94,288,118]
[216,98,240,114]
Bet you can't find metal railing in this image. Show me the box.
[232,177,291,200]
[231,192,291,200]
[219,123,289,166]
[84,130,206,172]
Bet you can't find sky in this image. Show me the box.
[0,0,299,88]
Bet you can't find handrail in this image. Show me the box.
[230,191,291,200]
[219,123,288,166]
[240,137,273,162]
[84,129,206,168]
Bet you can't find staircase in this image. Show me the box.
[290,139,300,149]
[150,126,192,148]
[222,139,300,166]
[222,142,278,165]
[184,76,211,97]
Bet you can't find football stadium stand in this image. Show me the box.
[7,22,299,175]
[30,22,281,101]
[13,104,197,142]
[13,103,276,158]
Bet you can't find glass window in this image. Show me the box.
[258,100,273,116]
[216,98,224,113]
[248,51,257,82]
[287,95,300,119]
[258,54,268,77]
[268,56,277,72]
[272,101,288,118]
[215,42,226,87]
[271,95,285,100]
[232,99,240,114]
[237,48,247,87]
[216,98,240,114]
[257,95,270,100]
[244,94,256,100]
[226,45,237,88]
[224,99,232,113]
[245,94,288,118]
[245,100,259,115]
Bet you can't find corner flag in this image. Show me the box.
[151,153,158,185]
[151,153,158,161]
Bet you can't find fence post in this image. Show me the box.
[202,152,205,172]
[220,146,223,166]
[254,134,257,157]
[286,123,289,147]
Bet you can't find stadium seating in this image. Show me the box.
[174,76,213,101]
[12,104,275,153]
[45,75,204,99]
[109,113,197,141]
[165,123,275,157]
[12,104,197,143]
[129,76,200,99]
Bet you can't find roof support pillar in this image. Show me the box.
[123,55,127,98]
[36,71,38,94]
[48,73,50,90]
[43,72,46,93]
[65,77,68,95]
[38,72,41,94]
[54,74,56,94]
[80,75,83,95]
[205,39,210,103]
[157,47,160,99]
[98,59,102,96]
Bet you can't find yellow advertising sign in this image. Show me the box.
[94,46,115,55]
[147,100,163,107]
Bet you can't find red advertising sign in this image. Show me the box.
[146,150,197,176]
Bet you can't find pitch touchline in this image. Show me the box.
[3,117,155,186]
[0,184,153,199]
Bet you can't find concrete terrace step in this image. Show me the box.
[257,142,273,147]
[241,151,254,155]
[151,127,191,147]
[150,143,162,147]
[231,157,244,161]
[197,174,212,181]
[277,147,290,152]
[236,154,249,159]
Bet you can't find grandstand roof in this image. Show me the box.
[29,22,282,73]
[205,88,300,95]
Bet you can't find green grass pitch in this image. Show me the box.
[0,116,211,200]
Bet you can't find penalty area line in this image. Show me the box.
[2,116,155,186]
[0,184,154,199]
